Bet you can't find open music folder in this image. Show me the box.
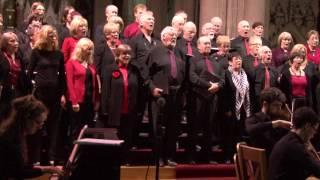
[75,138,124,146]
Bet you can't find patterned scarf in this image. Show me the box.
[228,66,251,120]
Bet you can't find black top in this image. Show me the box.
[253,63,279,97]
[211,54,229,70]
[269,131,320,180]
[28,49,66,97]
[0,124,42,179]
[94,42,116,77]
[230,36,248,58]
[245,112,288,156]
[84,67,93,103]
[129,33,160,80]
[147,45,185,95]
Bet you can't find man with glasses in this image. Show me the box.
[246,87,292,156]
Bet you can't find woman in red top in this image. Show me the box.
[66,38,99,141]
[0,32,30,121]
[101,44,143,165]
[305,30,320,67]
[61,16,88,63]
[280,52,312,110]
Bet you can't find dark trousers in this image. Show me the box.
[117,114,134,163]
[151,89,182,160]
[186,95,216,161]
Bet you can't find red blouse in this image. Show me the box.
[306,44,320,65]
[119,65,129,114]
[61,37,79,63]
[3,52,21,87]
[291,75,307,97]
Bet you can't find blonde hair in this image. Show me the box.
[216,35,230,47]
[69,16,88,37]
[278,31,293,46]
[34,25,58,51]
[291,43,307,62]
[71,38,94,64]
[108,16,124,32]
[103,22,119,35]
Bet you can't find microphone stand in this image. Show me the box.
[154,97,165,180]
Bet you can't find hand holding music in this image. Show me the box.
[35,165,64,176]
[72,104,80,112]
[272,120,292,129]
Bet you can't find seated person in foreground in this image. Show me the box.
[245,87,292,156]
[0,95,63,179]
[269,107,320,180]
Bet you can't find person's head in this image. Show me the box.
[0,32,19,54]
[216,35,230,55]
[69,16,88,38]
[183,21,197,42]
[278,31,293,50]
[201,22,214,39]
[175,10,188,23]
[103,23,120,43]
[237,20,250,38]
[105,5,118,21]
[139,11,155,32]
[30,2,45,17]
[291,44,307,60]
[249,36,262,56]
[26,21,42,43]
[197,36,211,55]
[252,22,264,37]
[108,15,124,32]
[211,17,223,35]
[306,30,319,48]
[227,51,242,71]
[62,5,75,24]
[259,46,272,65]
[133,4,147,22]
[115,44,132,66]
[71,38,94,64]
[260,87,286,118]
[161,26,177,49]
[171,15,185,36]
[289,52,304,70]
[292,107,319,141]
[0,95,48,136]
[34,25,58,51]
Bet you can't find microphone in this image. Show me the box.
[157,97,166,107]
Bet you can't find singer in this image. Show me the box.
[148,26,185,166]
[0,32,30,122]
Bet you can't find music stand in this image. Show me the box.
[67,128,124,180]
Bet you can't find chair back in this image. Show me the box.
[236,142,268,180]
[234,153,242,180]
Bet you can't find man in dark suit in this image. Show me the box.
[148,26,185,166]
[242,36,262,82]
[269,107,320,180]
[231,20,251,58]
[253,46,279,111]
[187,36,224,163]
[246,87,291,156]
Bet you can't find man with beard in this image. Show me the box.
[148,26,185,166]
[245,87,292,156]
[253,46,279,111]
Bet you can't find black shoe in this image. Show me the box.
[166,159,177,167]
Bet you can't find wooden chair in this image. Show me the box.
[236,142,268,180]
[234,153,242,180]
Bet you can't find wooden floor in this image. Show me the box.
[121,165,176,180]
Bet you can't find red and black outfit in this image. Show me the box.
[101,62,143,163]
[65,60,99,141]
[279,68,313,110]
[28,49,66,164]
[61,36,79,63]
[0,51,30,120]
[306,45,320,66]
